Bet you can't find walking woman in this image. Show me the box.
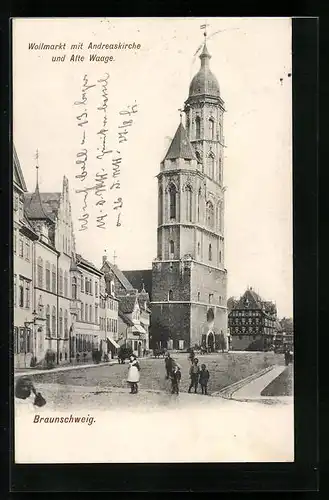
[127,354,140,394]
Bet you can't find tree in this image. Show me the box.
[280,317,293,334]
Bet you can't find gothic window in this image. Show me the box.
[206,201,215,229]
[209,118,215,140]
[186,185,192,222]
[45,261,50,291]
[197,187,201,222]
[169,184,177,220]
[37,257,43,288]
[64,310,68,338]
[218,121,222,141]
[59,268,63,295]
[158,186,163,224]
[195,150,201,163]
[218,157,222,183]
[52,265,56,293]
[169,240,174,258]
[207,153,215,178]
[72,276,77,299]
[52,306,56,335]
[195,116,201,139]
[59,308,63,337]
[168,289,173,301]
[208,243,212,261]
[46,305,50,336]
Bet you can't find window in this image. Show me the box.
[169,240,174,258]
[59,308,63,337]
[218,157,222,183]
[72,277,77,299]
[209,294,213,304]
[208,243,212,261]
[209,118,215,140]
[206,154,215,179]
[186,185,192,222]
[45,261,50,291]
[219,250,222,263]
[25,240,30,261]
[19,237,24,258]
[95,281,98,297]
[169,184,177,220]
[197,292,200,302]
[90,279,93,295]
[85,303,88,322]
[81,303,84,321]
[13,275,17,307]
[14,193,19,211]
[107,319,110,332]
[46,305,50,335]
[206,201,214,229]
[195,116,201,139]
[89,305,93,323]
[64,271,68,297]
[19,277,24,307]
[64,310,68,338]
[195,150,201,164]
[59,268,63,295]
[25,281,30,308]
[95,305,98,324]
[52,306,56,335]
[168,290,173,301]
[37,257,43,288]
[14,228,17,254]
[85,277,88,294]
[197,242,201,256]
[19,200,24,220]
[52,265,56,293]
[81,276,84,293]
[159,186,163,224]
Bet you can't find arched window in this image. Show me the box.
[37,257,43,288]
[209,118,215,140]
[169,184,177,220]
[206,201,215,229]
[52,306,56,335]
[169,240,174,258]
[159,186,163,224]
[168,289,174,301]
[59,268,63,295]
[207,153,215,179]
[186,185,192,222]
[72,276,77,299]
[52,264,56,293]
[59,308,63,337]
[46,305,50,335]
[208,243,212,261]
[64,310,68,338]
[45,261,50,291]
[195,116,201,139]
[64,270,68,297]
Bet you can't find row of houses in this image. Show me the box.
[13,147,151,369]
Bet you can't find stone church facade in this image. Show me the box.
[151,41,228,351]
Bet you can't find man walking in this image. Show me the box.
[188,358,200,393]
[164,352,175,379]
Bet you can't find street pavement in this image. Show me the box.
[14,358,294,464]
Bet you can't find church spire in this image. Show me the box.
[164,122,195,161]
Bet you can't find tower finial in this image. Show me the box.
[34,149,40,189]
[200,21,209,42]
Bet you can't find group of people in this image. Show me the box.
[165,352,210,395]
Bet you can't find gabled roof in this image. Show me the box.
[236,288,263,309]
[76,253,103,275]
[102,260,134,291]
[24,187,55,222]
[122,269,152,296]
[164,122,195,161]
[13,146,27,192]
[119,294,138,314]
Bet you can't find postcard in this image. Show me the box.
[12,17,294,464]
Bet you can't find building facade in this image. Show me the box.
[228,287,278,351]
[151,40,228,351]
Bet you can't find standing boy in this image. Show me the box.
[170,365,181,394]
[199,364,210,395]
[188,358,200,393]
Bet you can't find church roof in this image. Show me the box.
[164,122,195,161]
[102,260,135,291]
[189,42,220,98]
[122,269,152,297]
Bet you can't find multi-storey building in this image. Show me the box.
[151,40,228,351]
[99,275,119,358]
[228,287,278,351]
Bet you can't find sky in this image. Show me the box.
[13,17,293,317]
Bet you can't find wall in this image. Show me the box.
[152,260,191,302]
[150,302,191,349]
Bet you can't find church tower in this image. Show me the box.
[151,35,228,352]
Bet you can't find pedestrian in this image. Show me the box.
[170,365,181,394]
[284,348,289,366]
[164,352,175,379]
[188,358,200,393]
[15,376,46,407]
[127,354,140,394]
[199,363,210,395]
